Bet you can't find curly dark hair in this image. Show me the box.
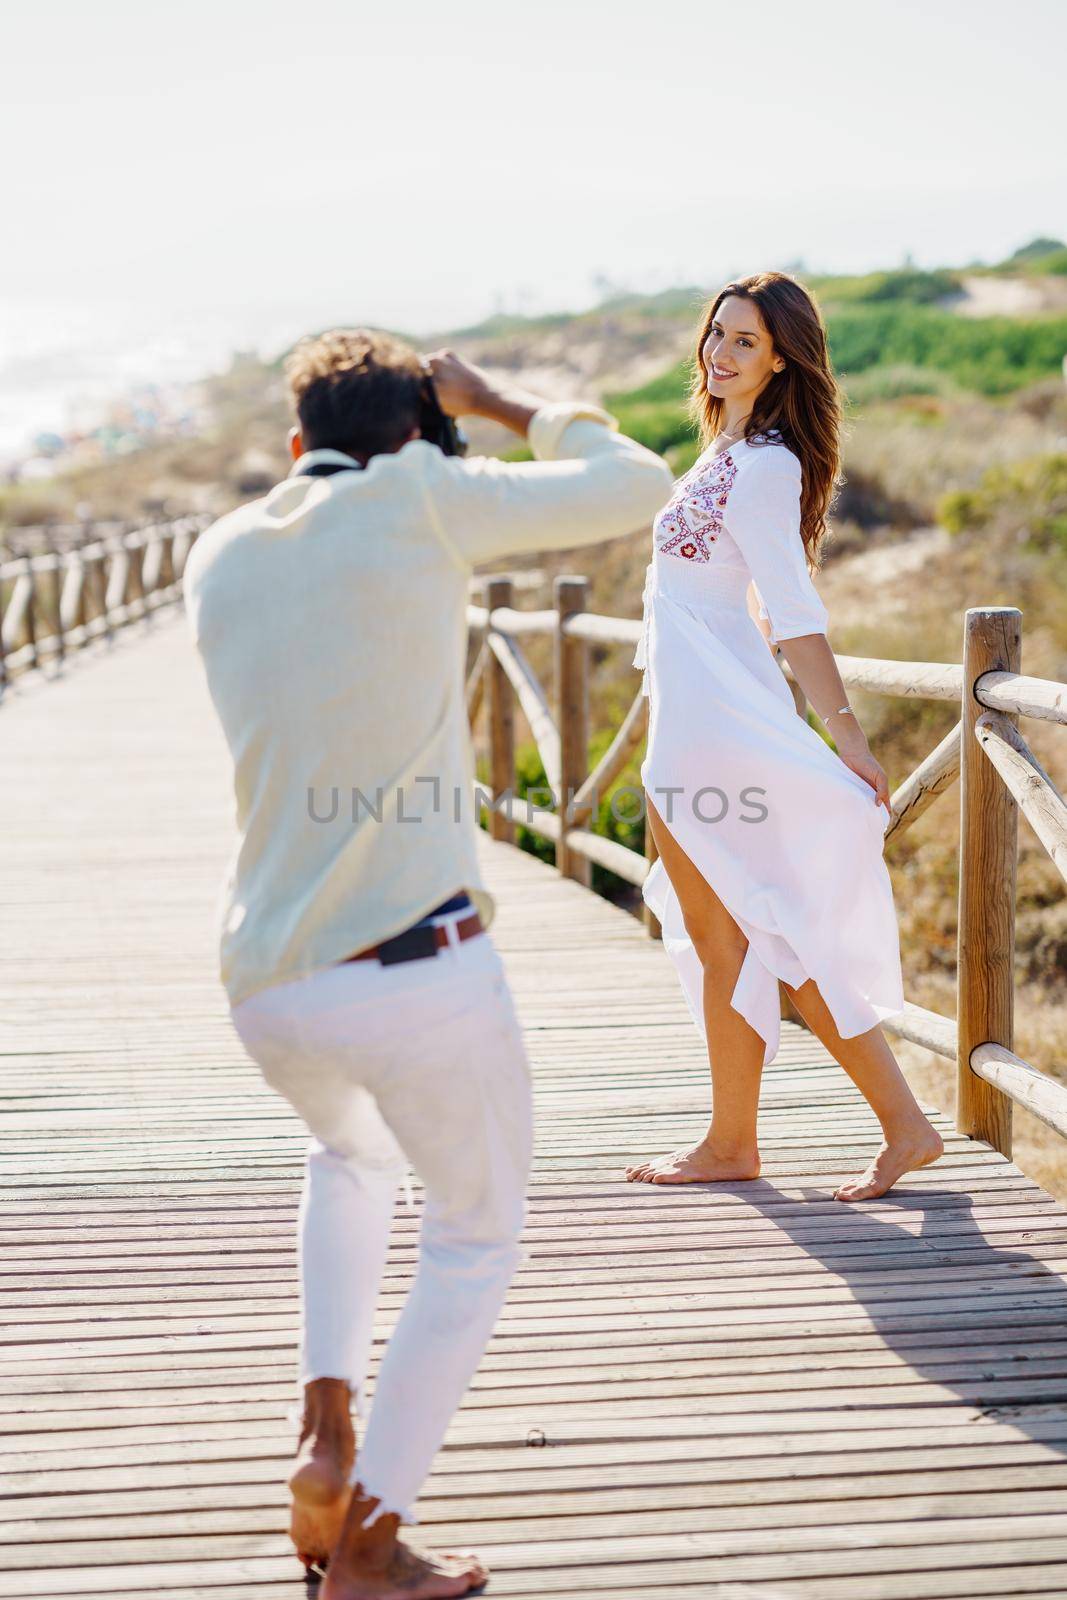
[284,328,425,461]
[688,273,843,567]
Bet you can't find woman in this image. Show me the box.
[625,272,943,1202]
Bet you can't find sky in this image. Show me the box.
[1,0,1065,443]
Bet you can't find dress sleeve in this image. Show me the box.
[724,447,829,645]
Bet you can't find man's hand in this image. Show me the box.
[424,350,493,419]
[423,348,542,438]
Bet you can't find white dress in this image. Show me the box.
[633,430,905,1067]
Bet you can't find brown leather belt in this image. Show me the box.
[343,910,484,965]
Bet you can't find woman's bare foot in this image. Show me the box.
[320,1487,488,1598]
[289,1378,356,1570]
[834,1119,944,1202]
[625,1138,761,1185]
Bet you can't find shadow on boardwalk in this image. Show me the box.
[740,1177,1067,1458]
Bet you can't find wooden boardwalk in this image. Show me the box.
[4,610,1067,1598]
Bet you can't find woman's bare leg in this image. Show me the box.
[625,796,764,1184]
[626,797,944,1199]
[781,977,943,1200]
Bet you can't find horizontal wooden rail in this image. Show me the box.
[482,605,558,636]
[831,654,965,702]
[466,601,644,648]
[469,779,649,887]
[881,1002,959,1060]
[472,782,560,841]
[970,1042,1067,1142]
[977,668,1067,725]
[562,611,642,647]
[563,825,648,885]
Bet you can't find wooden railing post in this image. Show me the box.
[128,530,148,620]
[76,553,90,644]
[956,606,1021,1155]
[22,558,38,672]
[174,518,204,586]
[0,570,7,696]
[485,577,515,845]
[556,575,591,885]
[643,805,662,939]
[91,549,111,641]
[47,549,65,665]
[160,526,176,592]
[104,536,128,630]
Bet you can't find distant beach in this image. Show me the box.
[0,301,308,474]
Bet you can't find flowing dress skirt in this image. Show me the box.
[634,558,905,1068]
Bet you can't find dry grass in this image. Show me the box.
[844,380,1067,523]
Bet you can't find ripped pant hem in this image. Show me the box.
[288,1374,367,1425]
[347,1479,418,1528]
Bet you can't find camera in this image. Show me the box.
[418,368,468,457]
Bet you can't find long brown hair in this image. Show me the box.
[688,273,842,568]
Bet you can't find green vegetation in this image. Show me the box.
[1008,237,1065,263]
[839,364,958,405]
[938,453,1067,552]
[604,361,696,469]
[439,309,577,341]
[450,285,707,343]
[827,306,1067,395]
[993,237,1067,277]
[480,726,647,900]
[807,267,962,306]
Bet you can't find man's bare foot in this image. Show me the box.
[834,1119,944,1202]
[289,1378,356,1570]
[320,1486,488,1598]
[625,1139,761,1185]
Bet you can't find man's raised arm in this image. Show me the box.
[417,350,674,567]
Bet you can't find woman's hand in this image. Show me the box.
[836,742,892,816]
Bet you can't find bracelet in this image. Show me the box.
[826,703,855,719]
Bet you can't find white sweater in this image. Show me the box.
[183,402,673,1006]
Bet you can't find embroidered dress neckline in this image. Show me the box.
[701,428,781,465]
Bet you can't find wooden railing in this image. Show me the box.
[467,576,1067,1160]
[0,516,210,690]
[4,533,1062,1160]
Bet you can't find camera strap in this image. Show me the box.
[292,459,363,478]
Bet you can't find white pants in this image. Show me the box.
[230,921,533,1524]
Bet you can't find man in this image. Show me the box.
[183,328,672,1599]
